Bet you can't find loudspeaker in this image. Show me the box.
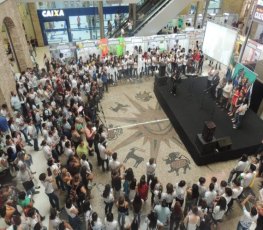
[159,64,166,77]
[195,134,217,155]
[155,76,167,86]
[217,136,232,151]
[202,121,216,142]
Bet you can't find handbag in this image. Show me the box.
[22,180,34,191]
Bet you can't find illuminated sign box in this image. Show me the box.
[254,0,263,23]
[42,10,65,17]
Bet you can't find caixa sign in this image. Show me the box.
[42,10,65,17]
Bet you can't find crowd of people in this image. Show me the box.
[0,43,262,230]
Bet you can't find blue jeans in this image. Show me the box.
[46,192,60,210]
[237,221,248,230]
[105,201,113,214]
[20,128,31,143]
[68,215,81,230]
[55,174,66,191]
[234,114,244,128]
[118,212,126,229]
[35,123,42,136]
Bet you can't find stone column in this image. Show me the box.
[98,1,105,38]
[132,3,136,27]
[201,0,210,28]
[0,34,16,109]
[193,1,200,28]
[27,2,44,47]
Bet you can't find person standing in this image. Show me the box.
[77,16,81,28]
[232,98,249,129]
[107,20,112,37]
[103,184,114,215]
[28,119,39,151]
[237,194,258,230]
[154,199,171,228]
[39,173,60,211]
[146,158,156,185]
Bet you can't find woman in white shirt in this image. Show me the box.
[212,197,227,226]
[161,183,176,210]
[103,184,114,215]
[105,212,118,230]
[65,198,81,230]
[90,212,103,230]
[175,180,186,206]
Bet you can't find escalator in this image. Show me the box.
[110,0,164,38]
[113,0,193,37]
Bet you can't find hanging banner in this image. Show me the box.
[254,0,263,23]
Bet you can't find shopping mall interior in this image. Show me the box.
[0,0,263,229]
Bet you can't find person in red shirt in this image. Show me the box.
[137,175,149,201]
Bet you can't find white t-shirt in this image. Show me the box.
[161,191,176,203]
[239,207,258,229]
[51,216,62,229]
[98,143,108,160]
[204,190,217,207]
[65,205,78,218]
[240,172,254,188]
[232,186,243,199]
[103,189,114,203]
[146,162,156,175]
[175,183,185,200]
[109,159,120,171]
[212,206,226,220]
[80,159,91,173]
[105,219,118,230]
[43,145,52,160]
[41,178,54,194]
[235,161,249,172]
[64,147,74,158]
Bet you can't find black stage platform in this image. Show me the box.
[154,77,263,165]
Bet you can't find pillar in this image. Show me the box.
[98,1,105,38]
[201,0,210,28]
[27,3,44,47]
[193,1,200,28]
[132,4,136,27]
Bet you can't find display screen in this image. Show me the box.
[202,21,238,66]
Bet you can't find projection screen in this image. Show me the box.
[202,21,238,66]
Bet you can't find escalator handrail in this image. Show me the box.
[110,0,150,37]
[110,0,168,38]
[132,0,171,35]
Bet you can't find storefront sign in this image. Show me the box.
[42,10,64,17]
[254,0,263,23]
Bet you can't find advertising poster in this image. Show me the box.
[254,0,263,23]
[232,63,257,84]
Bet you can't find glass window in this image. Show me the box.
[69,15,100,41]
[208,0,221,14]
[44,21,69,44]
